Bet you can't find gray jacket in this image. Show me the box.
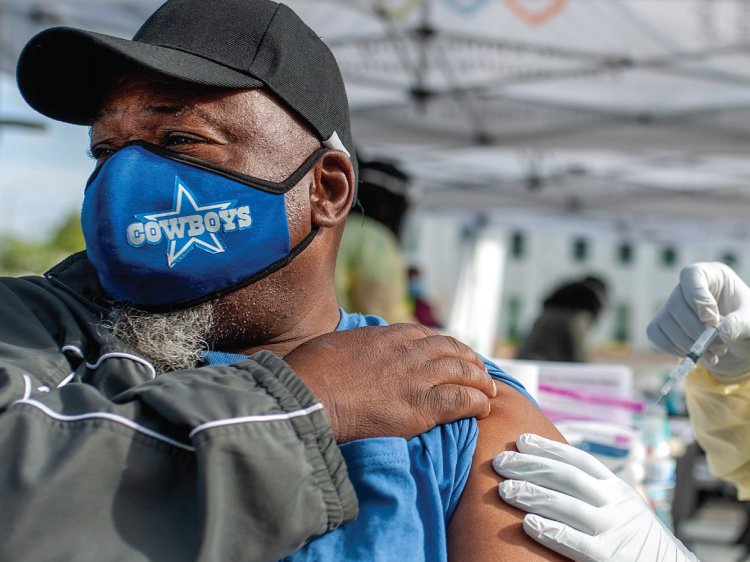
[0,252,357,561]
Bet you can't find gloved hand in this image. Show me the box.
[648,261,750,382]
[493,433,698,562]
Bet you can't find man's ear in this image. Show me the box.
[310,151,355,228]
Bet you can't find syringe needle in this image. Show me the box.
[655,377,676,403]
[655,326,719,404]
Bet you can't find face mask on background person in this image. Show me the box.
[82,141,323,310]
[409,278,424,299]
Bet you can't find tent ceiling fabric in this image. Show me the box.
[3,0,750,223]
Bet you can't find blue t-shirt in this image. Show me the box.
[203,310,533,562]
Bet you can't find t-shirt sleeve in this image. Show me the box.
[481,355,538,407]
[414,417,479,525]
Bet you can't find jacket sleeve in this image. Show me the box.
[684,365,750,500]
[0,279,357,562]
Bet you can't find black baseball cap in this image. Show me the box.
[16,0,356,175]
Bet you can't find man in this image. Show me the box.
[2,1,565,560]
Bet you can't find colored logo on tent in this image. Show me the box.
[376,0,423,21]
[444,0,491,14]
[125,177,252,267]
[502,0,567,26]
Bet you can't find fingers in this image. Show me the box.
[719,311,750,342]
[646,318,684,357]
[700,350,721,368]
[679,263,723,325]
[523,514,599,562]
[424,354,496,398]
[665,293,708,344]
[516,433,613,480]
[648,263,729,355]
[365,326,490,380]
[649,262,750,354]
[426,384,492,424]
[494,449,609,507]
[647,289,707,356]
[498,479,602,535]
[411,334,486,369]
[385,322,437,340]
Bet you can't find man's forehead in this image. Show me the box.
[95,74,257,118]
[94,99,229,128]
[91,72,309,137]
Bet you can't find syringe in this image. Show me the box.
[655,326,719,404]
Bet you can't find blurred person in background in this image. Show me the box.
[335,158,415,323]
[516,274,608,362]
[408,265,442,328]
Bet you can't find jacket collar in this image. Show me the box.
[45,252,112,313]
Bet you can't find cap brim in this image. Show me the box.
[16,27,264,125]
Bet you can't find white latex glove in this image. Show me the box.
[647,262,750,382]
[493,434,698,562]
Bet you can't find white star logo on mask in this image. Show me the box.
[136,178,236,267]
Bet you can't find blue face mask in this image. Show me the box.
[81,141,324,310]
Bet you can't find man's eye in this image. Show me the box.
[164,134,201,148]
[87,146,116,160]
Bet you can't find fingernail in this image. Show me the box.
[493,452,521,475]
[524,514,543,533]
[499,480,518,499]
[492,453,507,471]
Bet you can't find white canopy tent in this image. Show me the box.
[296,0,750,229]
[3,0,750,226]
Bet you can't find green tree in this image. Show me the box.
[50,212,86,254]
[0,211,85,275]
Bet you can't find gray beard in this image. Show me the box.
[103,302,215,374]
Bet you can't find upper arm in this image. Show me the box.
[447,384,569,561]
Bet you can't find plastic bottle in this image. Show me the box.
[640,403,676,529]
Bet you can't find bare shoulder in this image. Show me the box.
[447,383,568,561]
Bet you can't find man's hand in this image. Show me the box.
[647,262,750,381]
[284,323,496,443]
[493,434,698,562]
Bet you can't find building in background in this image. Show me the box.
[404,209,750,352]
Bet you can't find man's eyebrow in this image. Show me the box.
[143,103,189,115]
[142,104,227,129]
